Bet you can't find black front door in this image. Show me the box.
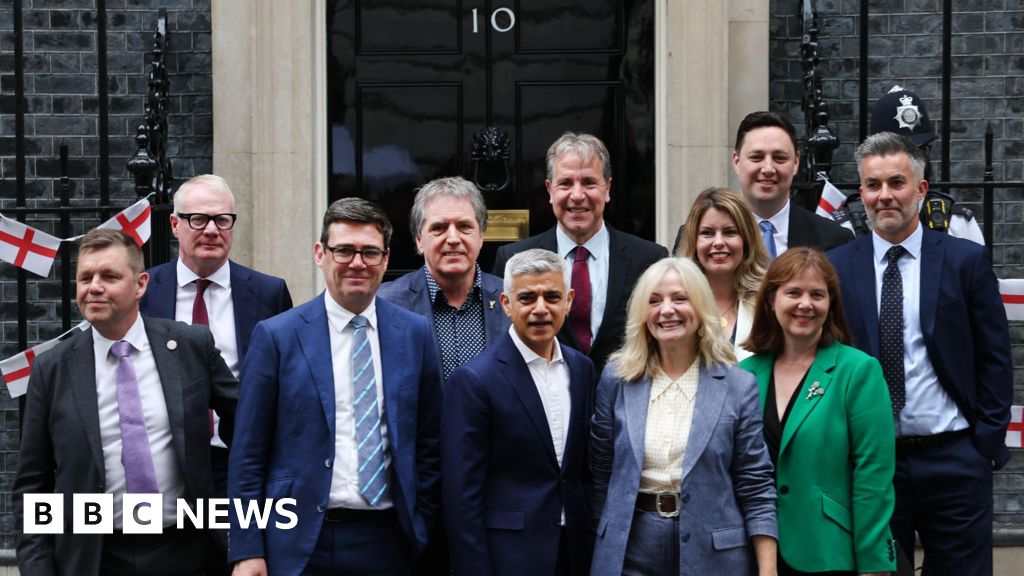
[327,0,655,276]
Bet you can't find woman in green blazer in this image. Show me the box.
[740,248,896,576]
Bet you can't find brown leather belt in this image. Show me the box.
[635,492,679,517]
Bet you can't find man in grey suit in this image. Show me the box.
[15,229,237,576]
[378,176,510,385]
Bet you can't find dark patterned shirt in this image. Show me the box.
[425,264,488,382]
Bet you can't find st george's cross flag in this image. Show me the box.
[0,321,89,398]
[98,198,152,247]
[814,178,855,234]
[1007,406,1024,448]
[0,215,62,277]
[999,279,1024,321]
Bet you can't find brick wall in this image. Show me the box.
[770,0,1024,532]
[0,0,211,551]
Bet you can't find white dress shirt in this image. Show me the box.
[508,326,572,524]
[93,314,185,528]
[752,199,791,256]
[175,259,237,449]
[871,226,969,437]
[556,222,610,340]
[325,296,392,510]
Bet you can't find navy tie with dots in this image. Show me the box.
[880,245,907,415]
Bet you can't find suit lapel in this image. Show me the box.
[230,261,258,357]
[779,343,838,457]
[407,272,443,368]
[852,238,881,356]
[296,294,337,436]
[787,205,810,247]
[622,375,652,472]
[562,352,587,472]
[145,318,188,467]
[681,365,727,482]
[376,299,404,446]
[482,276,506,347]
[498,337,558,465]
[67,330,106,478]
[147,262,178,320]
[595,226,627,351]
[919,231,943,339]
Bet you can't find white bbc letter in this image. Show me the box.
[207,498,230,529]
[73,493,113,534]
[23,494,63,534]
[274,498,298,529]
[123,493,163,534]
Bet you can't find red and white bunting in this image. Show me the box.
[814,179,855,234]
[999,279,1024,321]
[0,216,62,277]
[0,321,89,398]
[1007,406,1024,448]
[98,198,152,247]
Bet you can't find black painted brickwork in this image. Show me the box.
[0,0,211,551]
[770,0,1024,532]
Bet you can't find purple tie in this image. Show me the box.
[110,340,160,493]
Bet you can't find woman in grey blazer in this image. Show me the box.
[590,257,778,576]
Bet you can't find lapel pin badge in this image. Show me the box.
[806,381,824,400]
[166,340,178,351]
[489,300,496,309]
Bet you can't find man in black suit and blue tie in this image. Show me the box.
[828,132,1012,575]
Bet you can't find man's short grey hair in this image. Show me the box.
[409,176,488,238]
[503,249,567,295]
[173,174,235,212]
[855,132,927,182]
[546,132,612,183]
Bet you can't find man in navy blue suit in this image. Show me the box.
[378,176,509,385]
[139,174,292,499]
[378,176,510,575]
[828,133,1011,576]
[229,198,442,576]
[444,248,595,576]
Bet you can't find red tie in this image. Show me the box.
[570,246,592,354]
[191,279,214,433]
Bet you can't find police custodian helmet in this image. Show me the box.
[870,85,937,147]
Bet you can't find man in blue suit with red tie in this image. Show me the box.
[828,132,1012,576]
[444,248,595,576]
[228,198,441,576]
[139,174,292,497]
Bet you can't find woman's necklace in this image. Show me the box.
[717,299,737,328]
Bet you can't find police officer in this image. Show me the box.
[844,85,984,245]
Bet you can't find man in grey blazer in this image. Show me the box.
[15,229,237,576]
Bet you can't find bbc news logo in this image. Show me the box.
[23,494,298,534]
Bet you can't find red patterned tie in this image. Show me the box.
[191,279,214,433]
[570,246,592,354]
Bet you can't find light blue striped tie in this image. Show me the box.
[759,220,778,260]
[350,315,388,506]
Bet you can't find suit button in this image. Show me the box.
[780,485,789,495]
[681,493,690,504]
[317,504,325,513]
[682,532,691,543]
[324,459,332,468]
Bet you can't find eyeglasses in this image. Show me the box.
[324,244,387,265]
[176,213,238,231]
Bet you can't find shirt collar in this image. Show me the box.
[753,199,790,240]
[871,223,923,264]
[176,258,231,289]
[424,263,482,305]
[555,220,609,260]
[324,292,378,334]
[508,324,565,366]
[93,313,147,358]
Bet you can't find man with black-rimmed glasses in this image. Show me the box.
[140,174,292,505]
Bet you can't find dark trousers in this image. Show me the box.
[892,433,993,576]
[414,519,451,575]
[305,509,413,575]
[102,526,210,576]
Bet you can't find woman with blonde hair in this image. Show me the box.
[678,187,770,360]
[590,257,777,576]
